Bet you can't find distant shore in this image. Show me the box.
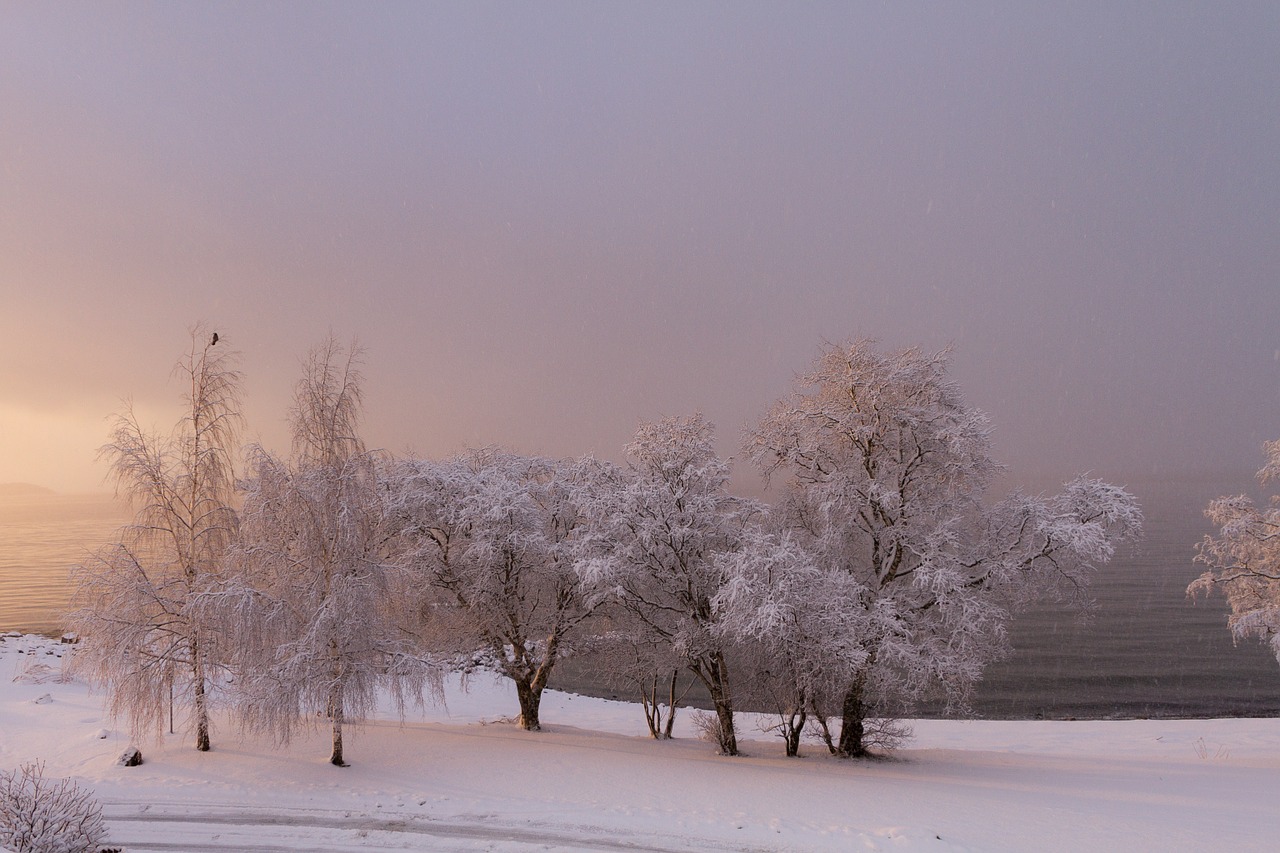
[0,483,58,497]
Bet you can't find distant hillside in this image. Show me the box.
[0,483,57,497]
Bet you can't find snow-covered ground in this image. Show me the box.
[2,633,1278,852]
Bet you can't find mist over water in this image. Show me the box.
[4,484,1279,718]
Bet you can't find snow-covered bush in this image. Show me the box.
[0,762,107,853]
[807,714,912,756]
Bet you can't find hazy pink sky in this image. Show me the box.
[2,2,1277,494]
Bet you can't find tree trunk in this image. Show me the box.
[639,670,680,740]
[782,706,807,758]
[813,710,837,755]
[329,686,347,767]
[710,694,738,756]
[662,669,679,740]
[836,671,870,758]
[328,640,348,766]
[640,676,661,739]
[191,638,210,752]
[193,680,210,752]
[691,652,738,756]
[511,630,564,732]
[514,677,542,731]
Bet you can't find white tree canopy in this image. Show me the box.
[579,414,759,755]
[389,448,606,731]
[1190,438,1280,661]
[225,337,435,766]
[744,340,1142,756]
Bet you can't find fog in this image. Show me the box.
[2,2,1277,495]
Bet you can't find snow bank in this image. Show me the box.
[1,634,1277,851]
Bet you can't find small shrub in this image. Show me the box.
[806,714,913,757]
[1193,737,1229,761]
[860,717,913,754]
[690,711,736,755]
[0,762,107,853]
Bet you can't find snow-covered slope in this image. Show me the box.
[2,634,1277,852]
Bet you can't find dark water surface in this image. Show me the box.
[552,476,1280,720]
[4,480,1279,719]
[966,477,1280,719]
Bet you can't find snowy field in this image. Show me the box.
[2,634,1278,852]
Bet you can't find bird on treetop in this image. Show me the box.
[211,332,219,346]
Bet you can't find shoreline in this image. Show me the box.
[4,646,1279,851]
[13,629,1275,726]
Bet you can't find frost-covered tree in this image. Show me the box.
[226,337,434,766]
[1190,438,1280,663]
[580,415,759,755]
[714,528,869,757]
[390,450,604,731]
[0,762,107,853]
[747,341,1142,757]
[585,624,695,741]
[68,326,241,751]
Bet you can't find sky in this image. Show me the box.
[1,2,1277,496]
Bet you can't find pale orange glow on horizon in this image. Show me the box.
[1,4,1276,496]
[0,402,113,494]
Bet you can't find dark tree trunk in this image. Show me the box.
[640,675,662,739]
[328,641,348,766]
[193,685,210,752]
[329,687,348,767]
[782,706,807,758]
[710,694,738,756]
[191,639,210,752]
[692,652,738,756]
[514,677,543,731]
[814,712,837,755]
[510,630,564,732]
[837,671,870,758]
[663,669,679,740]
[639,670,681,740]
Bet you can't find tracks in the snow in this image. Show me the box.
[103,804,746,852]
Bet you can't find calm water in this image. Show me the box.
[4,481,1280,719]
[0,492,128,635]
[969,493,1280,719]
[554,475,1280,720]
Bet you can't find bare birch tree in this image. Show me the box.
[226,337,435,766]
[68,326,241,751]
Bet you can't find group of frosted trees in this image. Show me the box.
[70,330,1144,763]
